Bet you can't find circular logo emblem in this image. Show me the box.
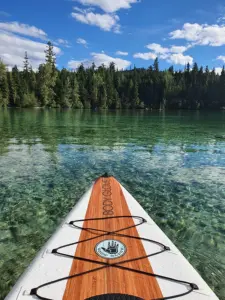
[95,239,127,259]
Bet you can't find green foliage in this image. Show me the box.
[12,66,22,107]
[0,61,9,107]
[0,43,225,109]
[61,77,72,108]
[131,80,140,108]
[22,92,37,108]
[37,42,57,107]
[153,58,159,72]
[99,83,108,109]
[70,74,82,108]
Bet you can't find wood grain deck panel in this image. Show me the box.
[63,177,163,300]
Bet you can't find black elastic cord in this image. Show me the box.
[30,216,198,300]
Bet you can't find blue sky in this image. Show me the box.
[1,0,225,73]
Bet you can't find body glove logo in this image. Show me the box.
[95,240,127,259]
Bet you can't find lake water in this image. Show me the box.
[0,109,225,299]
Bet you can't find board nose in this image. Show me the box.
[101,172,111,178]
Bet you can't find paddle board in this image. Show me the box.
[5,175,219,300]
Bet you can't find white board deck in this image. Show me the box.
[5,179,219,300]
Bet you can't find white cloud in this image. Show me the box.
[145,43,190,54]
[217,16,225,24]
[146,43,191,54]
[56,38,70,47]
[217,55,225,63]
[0,21,47,39]
[73,0,139,13]
[116,51,128,56]
[68,52,131,70]
[77,37,88,47]
[71,11,121,33]
[215,67,223,75]
[133,52,157,60]
[0,31,61,70]
[146,43,169,54]
[73,6,95,13]
[134,42,192,65]
[170,45,189,53]
[165,53,193,65]
[169,23,225,46]
[133,51,192,65]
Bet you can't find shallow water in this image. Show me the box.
[0,109,225,299]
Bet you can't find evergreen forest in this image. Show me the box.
[0,41,225,110]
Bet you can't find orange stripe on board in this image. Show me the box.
[63,177,163,300]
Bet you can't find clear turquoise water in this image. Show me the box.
[0,109,225,299]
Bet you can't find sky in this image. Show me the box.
[1,0,225,73]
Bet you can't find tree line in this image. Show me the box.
[0,41,225,110]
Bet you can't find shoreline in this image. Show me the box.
[3,107,225,111]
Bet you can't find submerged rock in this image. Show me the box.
[215,135,225,139]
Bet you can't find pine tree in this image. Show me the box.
[127,78,134,106]
[99,83,107,109]
[106,71,114,107]
[79,82,88,108]
[168,66,174,74]
[219,66,225,108]
[0,60,9,107]
[37,64,49,106]
[29,66,36,92]
[12,66,22,107]
[45,41,55,65]
[153,58,159,72]
[7,72,15,106]
[71,75,82,108]
[90,73,99,109]
[20,52,36,107]
[114,89,121,109]
[22,52,30,98]
[61,77,72,107]
[131,80,140,108]
[24,52,29,73]
[76,64,89,107]
[38,41,57,107]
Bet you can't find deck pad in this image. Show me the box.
[63,177,163,300]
